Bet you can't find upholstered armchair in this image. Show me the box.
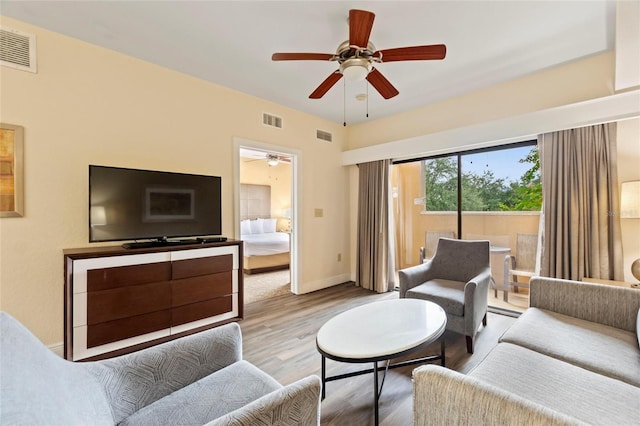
[0,312,321,425]
[399,238,492,354]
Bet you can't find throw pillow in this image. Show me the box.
[263,218,277,233]
[250,218,263,234]
[240,220,252,235]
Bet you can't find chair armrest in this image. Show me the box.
[530,277,640,332]
[463,268,492,329]
[87,322,243,423]
[206,375,321,426]
[464,268,492,300]
[413,365,581,426]
[398,262,435,297]
[466,268,492,291]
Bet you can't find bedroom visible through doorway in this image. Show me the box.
[239,147,293,303]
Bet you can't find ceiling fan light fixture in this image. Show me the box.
[339,58,372,81]
[266,154,279,166]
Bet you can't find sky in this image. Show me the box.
[461,145,535,183]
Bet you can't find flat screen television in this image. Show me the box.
[89,165,222,244]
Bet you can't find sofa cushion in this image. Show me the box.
[119,360,282,425]
[405,279,465,316]
[500,307,640,387]
[469,343,640,425]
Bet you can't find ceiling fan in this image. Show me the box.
[243,152,291,166]
[272,9,446,100]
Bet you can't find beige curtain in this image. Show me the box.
[357,159,394,293]
[539,123,624,281]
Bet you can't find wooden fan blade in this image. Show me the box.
[272,53,334,61]
[376,44,446,62]
[349,9,375,47]
[309,72,343,99]
[366,68,399,99]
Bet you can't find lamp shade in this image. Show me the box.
[342,64,369,81]
[620,181,640,218]
[339,58,372,82]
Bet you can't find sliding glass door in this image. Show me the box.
[391,141,541,312]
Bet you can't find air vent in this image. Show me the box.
[0,27,37,73]
[316,129,333,142]
[262,113,283,129]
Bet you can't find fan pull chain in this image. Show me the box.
[343,78,346,127]
[366,81,369,118]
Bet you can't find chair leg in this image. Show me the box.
[465,336,473,354]
[482,313,487,327]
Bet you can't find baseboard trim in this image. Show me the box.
[301,273,351,294]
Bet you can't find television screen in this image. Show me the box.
[89,165,222,243]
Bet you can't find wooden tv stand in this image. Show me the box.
[64,240,243,361]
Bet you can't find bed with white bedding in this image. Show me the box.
[241,218,290,274]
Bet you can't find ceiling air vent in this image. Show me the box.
[0,27,37,73]
[262,113,283,129]
[316,129,333,142]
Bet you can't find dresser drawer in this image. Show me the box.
[87,261,171,291]
[172,254,233,279]
[87,281,171,325]
[172,271,233,307]
[87,310,172,348]
[171,296,233,326]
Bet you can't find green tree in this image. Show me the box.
[424,147,542,212]
[500,148,542,211]
[424,158,458,211]
[463,170,507,211]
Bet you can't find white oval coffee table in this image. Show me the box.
[316,298,447,425]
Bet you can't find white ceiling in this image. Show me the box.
[2,1,616,125]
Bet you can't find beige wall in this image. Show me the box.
[0,17,349,346]
[346,52,615,150]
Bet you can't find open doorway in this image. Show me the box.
[234,138,299,303]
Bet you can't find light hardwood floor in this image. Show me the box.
[240,282,517,426]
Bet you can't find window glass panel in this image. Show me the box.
[424,156,458,212]
[461,146,541,212]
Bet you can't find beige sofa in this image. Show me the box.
[413,277,640,425]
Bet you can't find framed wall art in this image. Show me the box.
[0,123,24,217]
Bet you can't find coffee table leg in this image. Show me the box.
[373,361,379,426]
[321,355,326,400]
[441,338,446,367]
